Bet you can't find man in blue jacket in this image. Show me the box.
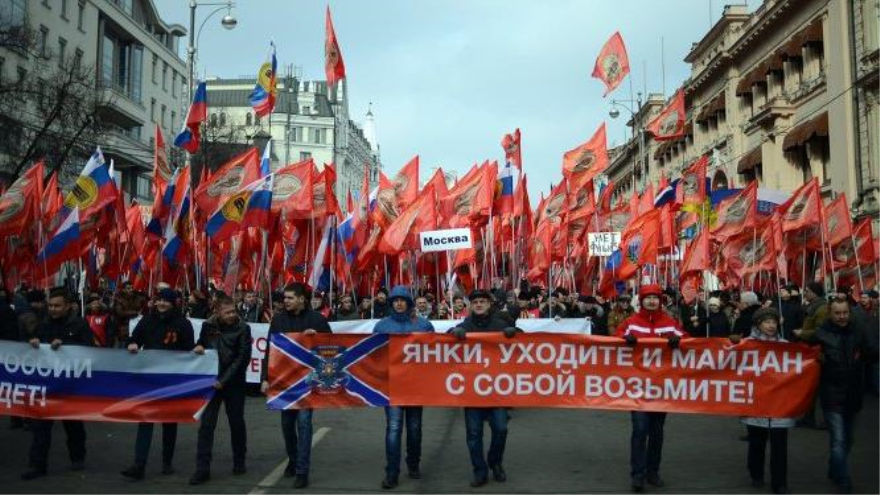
[373,285,434,489]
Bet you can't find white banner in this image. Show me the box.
[419,228,473,252]
[131,316,592,384]
[587,232,621,256]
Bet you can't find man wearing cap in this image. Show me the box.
[261,282,332,489]
[689,297,732,338]
[613,284,688,492]
[374,288,390,319]
[21,288,95,481]
[570,295,608,335]
[121,288,195,481]
[733,291,762,338]
[373,286,434,489]
[449,289,520,488]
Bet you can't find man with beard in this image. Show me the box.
[114,281,144,348]
[21,288,94,480]
[189,295,252,485]
[449,290,520,487]
[121,289,195,480]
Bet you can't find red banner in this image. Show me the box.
[268,333,819,417]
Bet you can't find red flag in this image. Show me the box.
[676,155,708,206]
[526,219,552,280]
[42,171,63,231]
[379,184,438,254]
[425,166,449,199]
[325,6,346,87]
[272,158,314,218]
[195,148,260,215]
[722,219,776,278]
[618,209,661,280]
[778,178,821,233]
[501,128,522,169]
[637,184,655,216]
[681,228,710,276]
[659,204,675,250]
[393,155,419,210]
[153,124,173,189]
[824,194,853,247]
[0,161,43,237]
[562,123,609,181]
[598,180,615,213]
[371,171,399,228]
[441,162,494,226]
[711,181,757,241]
[535,179,568,227]
[646,88,686,141]
[591,31,630,96]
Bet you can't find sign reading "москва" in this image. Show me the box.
[419,228,473,252]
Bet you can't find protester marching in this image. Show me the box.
[0,3,878,495]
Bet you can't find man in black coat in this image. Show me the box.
[189,295,253,485]
[21,288,95,481]
[261,282,331,489]
[449,289,519,488]
[809,297,879,493]
[121,288,195,480]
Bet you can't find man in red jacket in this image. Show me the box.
[614,284,688,492]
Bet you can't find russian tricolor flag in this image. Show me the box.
[337,212,358,264]
[249,43,277,118]
[495,162,516,214]
[162,188,190,269]
[308,216,335,292]
[36,208,80,276]
[242,174,274,231]
[63,148,117,219]
[174,81,207,153]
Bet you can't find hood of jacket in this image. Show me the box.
[387,285,414,322]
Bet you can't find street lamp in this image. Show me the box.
[609,92,645,193]
[187,0,237,101]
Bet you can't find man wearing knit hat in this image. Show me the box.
[613,284,688,492]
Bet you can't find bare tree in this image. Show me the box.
[0,14,112,187]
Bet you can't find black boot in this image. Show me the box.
[189,470,210,485]
[120,464,145,480]
[21,467,47,481]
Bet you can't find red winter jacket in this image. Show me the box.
[613,307,688,338]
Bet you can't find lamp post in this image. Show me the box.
[609,92,645,194]
[187,0,237,102]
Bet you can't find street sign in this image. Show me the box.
[587,232,621,256]
[420,228,473,252]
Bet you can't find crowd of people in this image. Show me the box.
[0,278,877,494]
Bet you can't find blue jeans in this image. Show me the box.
[464,408,508,478]
[824,411,856,488]
[281,409,313,475]
[630,411,666,482]
[384,406,422,478]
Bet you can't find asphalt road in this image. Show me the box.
[0,395,876,494]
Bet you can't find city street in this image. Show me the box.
[0,395,876,494]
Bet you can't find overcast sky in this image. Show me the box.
[156,0,759,199]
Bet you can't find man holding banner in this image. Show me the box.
[449,289,520,488]
[121,289,195,481]
[261,282,332,489]
[189,295,253,485]
[372,285,434,489]
[613,284,688,493]
[22,288,95,481]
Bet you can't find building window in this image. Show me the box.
[39,26,49,58]
[255,114,261,126]
[246,113,252,126]
[161,104,166,129]
[42,0,50,9]
[302,105,310,115]
[150,98,156,123]
[57,37,67,67]
[171,72,177,97]
[61,0,68,20]
[210,113,218,127]
[151,54,157,83]
[300,151,312,161]
[77,0,85,30]
[101,33,114,86]
[135,173,151,199]
[130,45,142,102]
[5,0,26,28]
[171,111,176,133]
[313,128,324,144]
[162,62,168,91]
[219,112,226,126]
[73,48,83,72]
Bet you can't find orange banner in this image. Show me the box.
[266,333,819,417]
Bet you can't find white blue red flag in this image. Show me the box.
[250,43,277,118]
[174,81,207,153]
[36,207,80,276]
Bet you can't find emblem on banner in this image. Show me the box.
[308,345,350,393]
[64,177,98,209]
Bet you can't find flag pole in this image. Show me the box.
[820,223,837,289]
[851,232,865,292]
[801,231,807,303]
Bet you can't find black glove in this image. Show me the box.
[450,327,466,340]
[667,335,681,349]
[624,334,637,346]
[503,327,517,339]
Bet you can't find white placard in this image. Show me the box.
[419,228,473,252]
[587,232,621,256]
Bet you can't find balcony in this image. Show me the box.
[102,128,152,170]
[97,82,145,128]
[743,96,794,133]
[786,70,826,104]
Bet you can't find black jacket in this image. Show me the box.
[0,303,21,341]
[733,305,760,336]
[128,309,195,351]
[454,311,515,333]
[813,318,878,414]
[262,308,332,382]
[35,312,94,347]
[779,299,804,339]
[198,316,252,387]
